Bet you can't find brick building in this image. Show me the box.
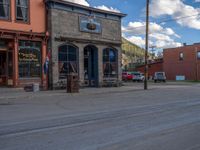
[45,0,126,88]
[0,0,48,88]
[163,44,200,80]
[136,59,163,79]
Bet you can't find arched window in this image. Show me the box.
[103,48,117,77]
[58,44,78,79]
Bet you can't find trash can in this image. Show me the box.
[67,73,79,93]
[33,83,40,92]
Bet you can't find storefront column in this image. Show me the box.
[118,47,122,81]
[42,41,47,90]
[98,45,103,87]
[13,38,19,87]
[78,44,84,86]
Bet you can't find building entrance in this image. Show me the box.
[0,48,13,86]
[84,45,98,87]
[0,51,7,86]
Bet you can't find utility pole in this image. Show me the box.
[144,0,149,90]
[149,45,156,59]
[195,47,198,81]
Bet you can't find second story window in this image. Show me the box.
[179,52,184,61]
[197,51,200,59]
[0,0,10,20]
[16,0,29,22]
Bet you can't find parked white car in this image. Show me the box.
[132,72,144,82]
[154,72,166,82]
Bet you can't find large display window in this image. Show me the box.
[18,41,41,78]
[103,48,118,78]
[58,44,78,79]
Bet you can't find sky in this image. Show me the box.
[64,0,200,52]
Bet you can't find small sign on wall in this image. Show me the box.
[79,16,102,34]
[176,75,185,81]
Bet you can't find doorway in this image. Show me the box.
[84,45,98,87]
[0,51,7,86]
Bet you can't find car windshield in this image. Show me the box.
[157,72,164,76]
[132,73,140,76]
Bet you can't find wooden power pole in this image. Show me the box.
[144,0,149,90]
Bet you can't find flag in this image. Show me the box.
[44,51,51,75]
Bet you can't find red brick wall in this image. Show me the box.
[136,62,163,78]
[163,44,200,80]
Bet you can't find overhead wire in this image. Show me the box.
[124,13,200,30]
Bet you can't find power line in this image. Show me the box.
[157,13,200,24]
[124,13,200,30]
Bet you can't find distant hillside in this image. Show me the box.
[122,37,145,58]
[122,37,145,70]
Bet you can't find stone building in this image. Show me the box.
[45,0,126,88]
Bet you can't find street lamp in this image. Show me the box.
[144,0,149,90]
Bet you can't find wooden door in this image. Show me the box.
[0,51,7,86]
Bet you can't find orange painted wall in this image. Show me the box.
[0,0,46,33]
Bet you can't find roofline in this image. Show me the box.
[45,0,127,17]
[164,43,200,51]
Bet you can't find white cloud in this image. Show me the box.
[123,21,181,49]
[150,33,172,42]
[62,0,89,6]
[164,28,180,38]
[122,21,180,37]
[150,0,200,30]
[150,33,182,48]
[95,5,120,13]
[122,22,162,35]
[125,36,146,47]
[195,0,200,2]
[155,40,182,49]
[62,1,120,13]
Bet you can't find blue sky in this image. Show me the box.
[66,0,200,51]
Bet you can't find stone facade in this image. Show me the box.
[46,0,125,88]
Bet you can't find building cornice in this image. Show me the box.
[54,36,122,46]
[45,0,127,18]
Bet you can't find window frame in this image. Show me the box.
[197,51,200,60]
[103,48,118,78]
[15,0,30,23]
[18,40,42,79]
[58,44,78,79]
[0,0,11,21]
[179,52,184,61]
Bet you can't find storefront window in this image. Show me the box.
[16,0,29,22]
[0,0,10,20]
[58,45,78,79]
[18,41,41,78]
[103,48,117,77]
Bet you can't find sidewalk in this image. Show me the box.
[0,85,143,100]
[0,81,197,100]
